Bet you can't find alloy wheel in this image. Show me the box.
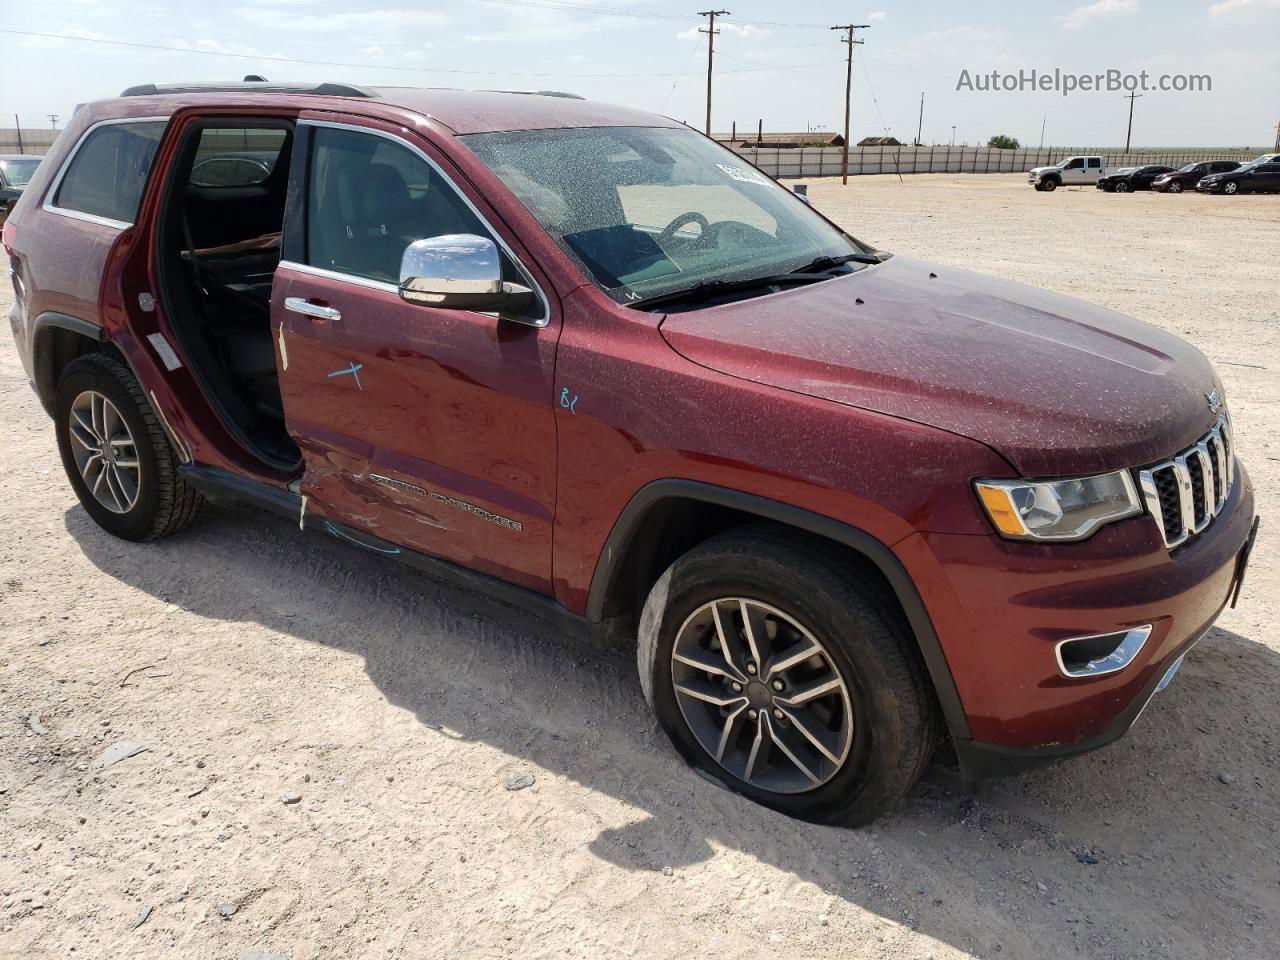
[670,597,854,794]
[68,390,141,514]
[1169,181,1183,193]
[1224,182,1238,194]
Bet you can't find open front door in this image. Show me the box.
[271,117,560,595]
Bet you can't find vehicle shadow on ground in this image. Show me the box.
[66,501,1278,959]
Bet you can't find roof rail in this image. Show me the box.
[119,80,377,98]
[487,89,586,100]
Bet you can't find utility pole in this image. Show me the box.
[951,125,956,146]
[1039,114,1046,148]
[47,114,58,129]
[1123,93,1142,153]
[831,23,869,184]
[915,92,924,145]
[14,114,24,155]
[699,9,729,136]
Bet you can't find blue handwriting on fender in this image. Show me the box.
[559,387,580,415]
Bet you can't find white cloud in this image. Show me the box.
[234,7,450,34]
[1208,0,1280,16]
[361,46,386,57]
[1057,0,1139,30]
[868,11,888,21]
[676,22,768,42]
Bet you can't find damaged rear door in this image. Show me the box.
[271,115,561,594]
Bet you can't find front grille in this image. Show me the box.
[1137,415,1233,549]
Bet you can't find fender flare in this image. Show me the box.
[585,479,971,741]
[31,311,107,413]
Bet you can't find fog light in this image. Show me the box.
[1055,625,1152,678]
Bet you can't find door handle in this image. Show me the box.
[284,297,342,322]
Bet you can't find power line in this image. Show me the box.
[0,28,832,79]
[478,0,830,28]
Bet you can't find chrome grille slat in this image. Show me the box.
[1137,415,1233,549]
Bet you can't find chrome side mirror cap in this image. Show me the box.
[398,234,533,313]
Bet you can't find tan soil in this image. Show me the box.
[1,173,1277,959]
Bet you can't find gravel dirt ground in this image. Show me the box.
[1,173,1277,960]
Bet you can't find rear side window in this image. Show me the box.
[52,120,166,225]
[304,126,491,284]
[190,128,287,187]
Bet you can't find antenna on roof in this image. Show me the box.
[243,75,268,82]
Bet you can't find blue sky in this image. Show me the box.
[1,0,1277,147]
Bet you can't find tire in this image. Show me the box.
[54,352,203,541]
[1040,178,1058,192]
[1114,181,1130,193]
[637,527,938,826]
[1169,181,1183,193]
[1223,181,1239,195]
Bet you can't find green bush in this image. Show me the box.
[987,135,1020,150]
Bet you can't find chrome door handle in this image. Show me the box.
[284,297,342,322]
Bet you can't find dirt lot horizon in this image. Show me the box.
[2,173,1277,959]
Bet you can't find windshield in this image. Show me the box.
[461,125,867,304]
[0,157,41,187]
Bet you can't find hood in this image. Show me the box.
[659,256,1221,477]
[1029,165,1059,174]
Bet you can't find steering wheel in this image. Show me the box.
[658,211,711,246]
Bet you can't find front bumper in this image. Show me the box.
[895,464,1256,779]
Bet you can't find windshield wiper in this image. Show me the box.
[789,251,883,273]
[628,272,830,310]
[628,252,881,311]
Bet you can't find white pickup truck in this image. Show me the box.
[1027,155,1107,191]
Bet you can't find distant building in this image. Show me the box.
[715,131,846,149]
[857,136,902,146]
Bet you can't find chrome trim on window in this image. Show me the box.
[41,115,170,230]
[1055,625,1153,679]
[277,259,400,295]
[1137,414,1233,549]
[296,119,551,327]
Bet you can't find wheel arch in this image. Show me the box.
[32,312,108,415]
[585,479,971,741]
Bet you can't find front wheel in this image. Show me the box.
[1040,178,1058,192]
[1223,181,1239,195]
[1114,181,1131,193]
[638,528,938,826]
[55,353,203,541]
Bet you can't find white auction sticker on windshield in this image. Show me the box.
[716,162,769,185]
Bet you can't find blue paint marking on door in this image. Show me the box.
[328,362,364,390]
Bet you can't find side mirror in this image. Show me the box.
[791,183,812,206]
[399,234,533,313]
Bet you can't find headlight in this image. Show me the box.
[975,470,1142,542]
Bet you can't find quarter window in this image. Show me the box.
[53,120,166,224]
[305,126,493,284]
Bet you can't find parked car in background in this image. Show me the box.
[1247,152,1280,165]
[4,81,1259,825]
[1152,161,1241,193]
[1097,165,1176,192]
[0,154,44,225]
[1197,160,1280,195]
[1027,154,1106,190]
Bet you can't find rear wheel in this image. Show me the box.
[638,528,937,826]
[55,353,203,541]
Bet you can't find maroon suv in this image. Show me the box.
[4,82,1259,824]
